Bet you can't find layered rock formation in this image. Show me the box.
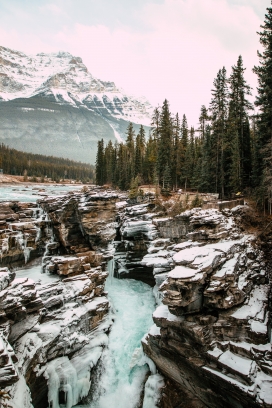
[0,190,271,408]
[112,201,271,407]
[0,201,47,266]
[0,189,119,408]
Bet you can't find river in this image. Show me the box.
[2,185,161,408]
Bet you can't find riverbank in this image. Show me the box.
[0,173,88,184]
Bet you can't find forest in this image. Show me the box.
[95,7,272,213]
[0,144,94,183]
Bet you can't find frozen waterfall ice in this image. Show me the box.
[76,277,157,408]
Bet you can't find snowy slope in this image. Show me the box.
[0,46,152,163]
[0,46,152,126]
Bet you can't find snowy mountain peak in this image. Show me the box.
[0,45,152,126]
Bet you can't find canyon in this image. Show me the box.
[0,187,271,408]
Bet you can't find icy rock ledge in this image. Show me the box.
[136,207,272,408]
[0,189,124,408]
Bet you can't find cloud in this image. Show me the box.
[40,3,67,16]
[53,0,265,124]
[0,0,269,125]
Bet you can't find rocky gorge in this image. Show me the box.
[0,187,271,408]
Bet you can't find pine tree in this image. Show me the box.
[143,134,157,184]
[172,113,181,189]
[162,164,172,195]
[229,128,241,193]
[134,125,145,179]
[104,140,114,184]
[181,114,189,148]
[183,127,195,190]
[210,67,229,197]
[95,139,104,185]
[198,105,209,141]
[180,114,189,187]
[151,107,160,142]
[125,122,135,182]
[129,176,140,199]
[253,6,272,211]
[228,55,253,190]
[199,125,213,192]
[157,99,173,187]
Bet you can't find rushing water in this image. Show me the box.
[3,187,160,407]
[92,278,155,408]
[75,276,157,408]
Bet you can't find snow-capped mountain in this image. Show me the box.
[0,46,152,163]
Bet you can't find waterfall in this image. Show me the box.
[41,217,55,273]
[106,244,115,284]
[81,275,157,408]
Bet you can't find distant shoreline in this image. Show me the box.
[0,174,86,185]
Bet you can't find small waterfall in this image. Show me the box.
[106,258,115,284]
[42,217,55,273]
[15,231,32,264]
[85,278,156,408]
[0,236,9,260]
[106,243,116,284]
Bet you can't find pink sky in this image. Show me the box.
[0,0,270,126]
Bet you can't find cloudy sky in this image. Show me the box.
[0,0,270,126]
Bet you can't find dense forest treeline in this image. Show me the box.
[96,7,272,212]
[0,144,94,182]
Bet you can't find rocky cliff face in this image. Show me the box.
[0,191,271,408]
[0,46,152,163]
[0,188,119,408]
[114,202,272,407]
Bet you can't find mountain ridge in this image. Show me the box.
[0,45,152,163]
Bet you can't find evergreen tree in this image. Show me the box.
[183,127,195,190]
[95,139,105,185]
[253,6,272,210]
[157,99,173,187]
[181,114,189,148]
[228,55,253,190]
[134,125,145,179]
[199,125,213,192]
[143,134,157,184]
[125,122,135,182]
[172,113,181,189]
[129,176,140,199]
[198,105,209,141]
[151,107,161,142]
[210,67,229,197]
[104,140,114,184]
[229,128,241,193]
[180,114,189,187]
[161,164,172,195]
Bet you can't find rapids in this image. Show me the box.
[74,275,157,408]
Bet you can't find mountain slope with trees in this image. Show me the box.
[0,144,94,182]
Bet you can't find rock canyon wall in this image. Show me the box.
[0,189,271,408]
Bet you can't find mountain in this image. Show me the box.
[0,46,152,164]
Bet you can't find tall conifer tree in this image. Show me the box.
[210,67,228,197]
[157,99,173,187]
[253,6,272,211]
[228,55,252,190]
[95,139,104,185]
